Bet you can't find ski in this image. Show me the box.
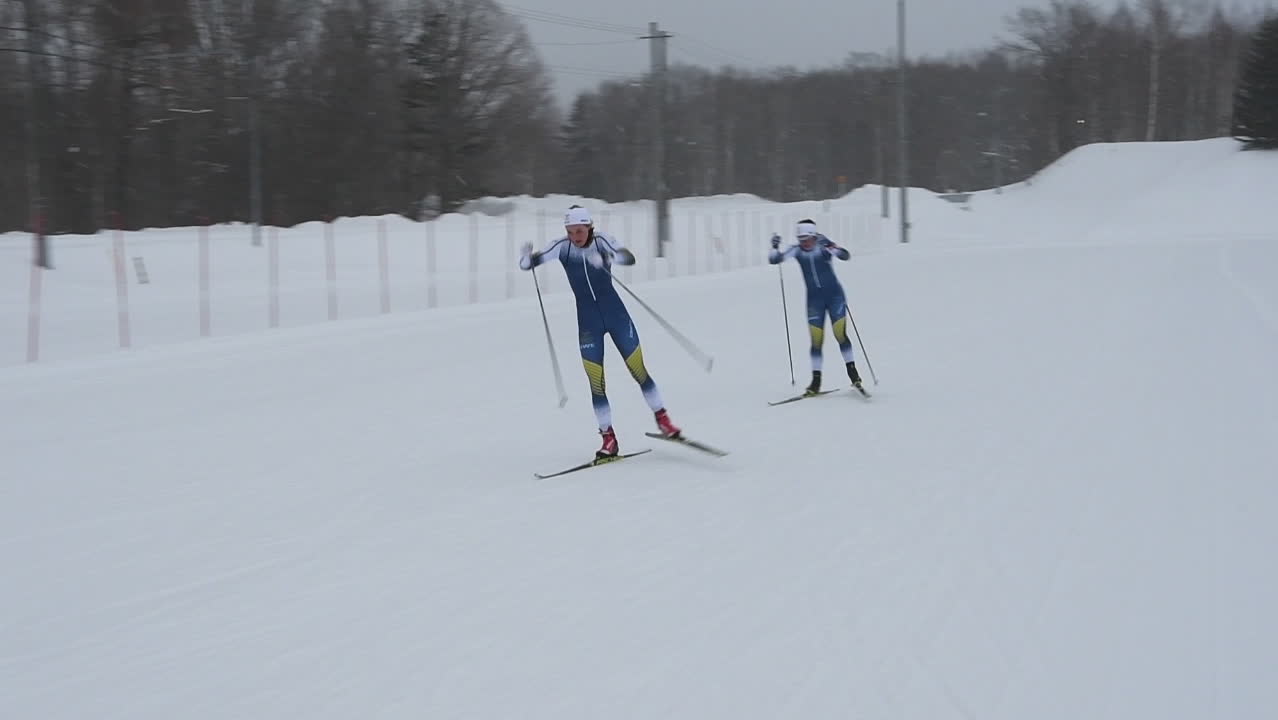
[768,389,837,406]
[534,449,652,479]
[644,432,729,457]
[851,384,872,400]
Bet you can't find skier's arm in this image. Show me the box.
[595,233,635,266]
[519,238,566,270]
[768,238,798,264]
[818,234,850,261]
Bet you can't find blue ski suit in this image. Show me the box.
[520,231,664,431]
[768,234,855,372]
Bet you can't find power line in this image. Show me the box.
[502,5,646,36]
[536,39,638,47]
[502,3,646,33]
[669,42,738,70]
[667,32,763,66]
[545,64,638,79]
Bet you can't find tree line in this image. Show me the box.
[1,0,1273,235]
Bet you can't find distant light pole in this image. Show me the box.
[897,0,909,243]
[978,87,1007,194]
[240,0,263,246]
[21,0,50,267]
[642,22,671,258]
[227,94,262,245]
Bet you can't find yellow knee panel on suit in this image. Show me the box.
[583,359,606,395]
[809,324,824,348]
[832,315,849,344]
[624,346,650,384]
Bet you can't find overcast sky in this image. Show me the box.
[509,0,1276,106]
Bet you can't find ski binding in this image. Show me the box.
[644,432,729,457]
[534,449,652,479]
[768,389,837,406]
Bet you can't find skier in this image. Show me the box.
[520,205,683,458]
[768,218,866,396]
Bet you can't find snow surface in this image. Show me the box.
[2,138,1277,719]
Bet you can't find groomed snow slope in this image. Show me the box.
[965,137,1278,243]
[2,138,1277,719]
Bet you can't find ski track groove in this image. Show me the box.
[1217,238,1278,338]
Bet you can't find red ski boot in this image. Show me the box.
[596,427,619,459]
[653,409,682,439]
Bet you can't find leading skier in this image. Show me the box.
[520,205,684,458]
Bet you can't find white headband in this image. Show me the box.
[564,206,592,226]
[796,222,817,238]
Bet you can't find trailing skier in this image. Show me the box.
[768,218,866,396]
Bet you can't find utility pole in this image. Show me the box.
[897,0,910,243]
[992,86,1004,194]
[248,64,262,246]
[21,0,49,267]
[642,22,671,258]
[243,0,263,246]
[875,76,889,218]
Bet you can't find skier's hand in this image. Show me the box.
[770,233,781,249]
[519,242,541,269]
[587,247,610,268]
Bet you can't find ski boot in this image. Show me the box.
[846,362,863,390]
[654,408,682,439]
[803,370,823,397]
[846,362,870,397]
[596,426,619,459]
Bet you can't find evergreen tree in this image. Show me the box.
[1232,15,1278,149]
[560,95,605,197]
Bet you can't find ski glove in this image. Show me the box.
[520,242,541,267]
[770,233,781,249]
[587,246,611,268]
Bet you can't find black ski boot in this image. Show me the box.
[846,362,869,396]
[804,370,822,396]
[846,362,863,389]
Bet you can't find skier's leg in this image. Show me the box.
[829,294,855,363]
[805,293,824,393]
[578,323,612,433]
[609,316,664,412]
[610,316,681,438]
[829,293,862,385]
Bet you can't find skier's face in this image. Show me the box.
[798,234,817,250]
[567,224,592,247]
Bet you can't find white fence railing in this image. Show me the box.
[1,204,883,366]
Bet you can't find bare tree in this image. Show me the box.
[0,0,1269,233]
[401,0,552,215]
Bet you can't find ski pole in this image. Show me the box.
[531,267,569,406]
[608,272,714,372]
[779,265,795,385]
[846,305,878,385]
